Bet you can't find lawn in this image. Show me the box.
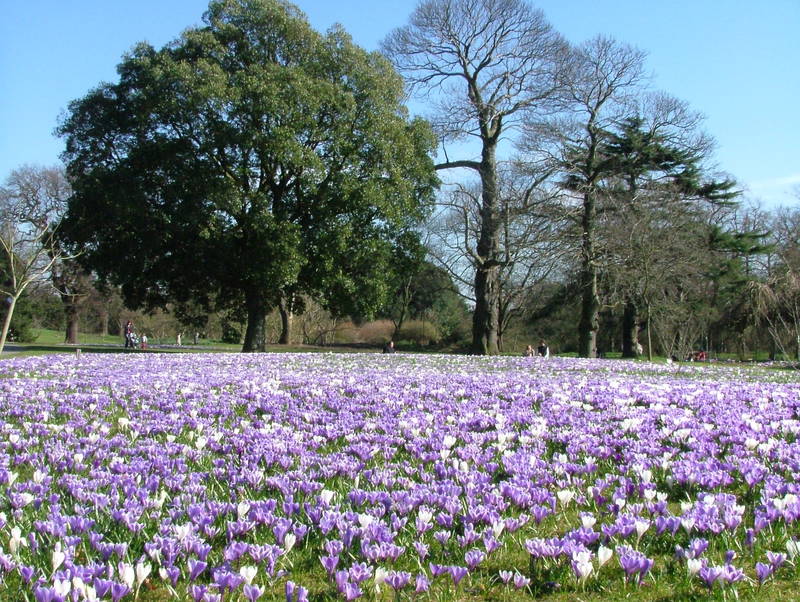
[0,352,799,601]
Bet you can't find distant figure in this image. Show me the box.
[383,341,395,353]
[176,332,182,346]
[193,332,199,345]
[537,340,549,358]
[140,334,148,350]
[124,320,134,349]
[523,345,534,357]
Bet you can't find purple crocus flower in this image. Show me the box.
[243,584,265,602]
[335,570,349,594]
[434,531,451,545]
[342,582,362,600]
[413,541,429,559]
[429,563,448,578]
[617,546,653,585]
[18,564,36,583]
[296,586,309,602]
[687,538,709,559]
[513,573,531,589]
[324,540,344,556]
[722,564,744,584]
[415,573,430,593]
[465,548,485,570]
[766,551,786,569]
[33,587,59,602]
[385,570,411,591]
[698,565,724,589]
[348,563,372,584]
[93,578,113,598]
[755,562,773,584]
[188,559,207,581]
[449,565,469,585]
[110,582,131,602]
[320,554,339,576]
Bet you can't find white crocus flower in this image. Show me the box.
[597,545,613,567]
[239,565,258,585]
[492,521,505,538]
[9,526,27,554]
[374,567,389,593]
[135,561,151,587]
[53,579,71,598]
[52,542,66,572]
[418,507,433,525]
[635,519,651,539]
[557,489,575,506]
[120,563,135,589]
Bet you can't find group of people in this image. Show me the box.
[524,340,549,358]
[123,320,148,350]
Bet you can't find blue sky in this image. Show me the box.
[1,0,797,207]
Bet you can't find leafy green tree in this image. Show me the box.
[597,112,738,358]
[59,0,437,352]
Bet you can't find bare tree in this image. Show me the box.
[750,206,800,360]
[0,166,71,352]
[383,0,568,354]
[426,166,566,350]
[526,36,649,357]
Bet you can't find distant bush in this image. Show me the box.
[357,320,395,345]
[397,320,440,346]
[332,321,361,345]
[1,295,38,343]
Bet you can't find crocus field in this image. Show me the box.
[1,353,800,601]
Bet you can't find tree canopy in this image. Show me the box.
[59,0,438,351]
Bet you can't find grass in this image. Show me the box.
[0,329,389,358]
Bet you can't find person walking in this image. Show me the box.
[124,320,134,349]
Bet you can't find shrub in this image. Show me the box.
[357,320,395,345]
[397,319,440,346]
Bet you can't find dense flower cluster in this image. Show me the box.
[0,352,799,600]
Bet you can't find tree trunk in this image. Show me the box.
[278,296,293,345]
[577,191,599,358]
[0,295,18,354]
[242,291,268,352]
[99,308,110,337]
[63,297,80,344]
[471,139,501,355]
[621,297,639,358]
[472,264,500,355]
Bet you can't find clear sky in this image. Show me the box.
[2,0,797,207]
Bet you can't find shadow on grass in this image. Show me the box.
[0,344,195,357]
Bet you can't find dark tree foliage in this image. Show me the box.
[59,0,437,352]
